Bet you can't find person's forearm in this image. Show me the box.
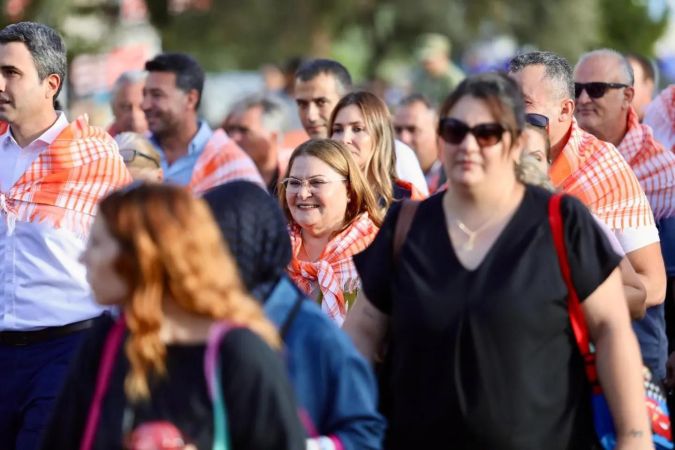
[636,271,666,307]
[624,284,646,319]
[594,322,653,449]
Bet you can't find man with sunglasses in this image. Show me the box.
[574,49,675,223]
[576,50,675,384]
[510,51,668,381]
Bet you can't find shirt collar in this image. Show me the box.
[150,120,213,156]
[1,112,69,147]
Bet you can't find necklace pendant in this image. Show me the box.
[462,236,475,251]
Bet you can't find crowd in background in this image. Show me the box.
[1,19,675,450]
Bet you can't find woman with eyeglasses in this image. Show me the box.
[114,132,163,182]
[329,91,425,212]
[344,73,652,449]
[279,139,382,326]
[40,183,305,450]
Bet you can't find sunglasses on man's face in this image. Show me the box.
[437,118,505,147]
[574,82,630,99]
[525,113,549,129]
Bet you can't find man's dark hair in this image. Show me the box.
[295,59,352,96]
[398,93,435,110]
[0,22,67,100]
[625,52,659,86]
[509,51,574,100]
[145,53,205,108]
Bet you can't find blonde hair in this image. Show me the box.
[98,183,279,401]
[329,91,396,210]
[115,132,162,170]
[279,139,384,228]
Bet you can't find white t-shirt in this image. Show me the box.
[394,140,429,197]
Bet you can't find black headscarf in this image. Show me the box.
[203,181,292,302]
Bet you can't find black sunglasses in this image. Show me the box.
[438,118,505,147]
[574,82,629,99]
[525,113,549,129]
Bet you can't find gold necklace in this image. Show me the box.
[452,194,513,252]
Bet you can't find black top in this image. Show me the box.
[40,315,305,450]
[354,185,621,450]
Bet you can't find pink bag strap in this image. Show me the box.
[80,316,126,450]
[547,193,599,385]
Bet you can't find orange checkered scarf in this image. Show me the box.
[618,107,675,221]
[550,118,654,230]
[0,116,131,238]
[189,128,264,195]
[287,213,379,326]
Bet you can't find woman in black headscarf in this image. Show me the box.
[203,181,385,450]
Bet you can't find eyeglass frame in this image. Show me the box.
[280,176,347,193]
[119,149,161,169]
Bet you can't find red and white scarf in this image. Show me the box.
[189,129,264,195]
[287,213,378,326]
[618,107,675,221]
[0,115,131,237]
[550,118,654,230]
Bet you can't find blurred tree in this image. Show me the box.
[596,0,669,56]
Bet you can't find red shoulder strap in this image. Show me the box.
[548,193,598,385]
[80,316,126,450]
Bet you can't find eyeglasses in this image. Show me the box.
[525,113,549,129]
[574,82,630,99]
[281,177,346,192]
[437,118,505,147]
[119,149,160,168]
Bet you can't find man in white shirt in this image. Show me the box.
[0,22,129,449]
[294,59,429,197]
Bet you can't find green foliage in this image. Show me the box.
[596,0,669,57]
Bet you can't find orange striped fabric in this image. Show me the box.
[618,107,675,221]
[287,213,379,326]
[188,129,264,195]
[0,116,131,237]
[550,118,654,230]
[644,85,674,153]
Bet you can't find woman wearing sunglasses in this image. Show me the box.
[114,132,163,182]
[344,72,651,449]
[329,91,425,212]
[279,139,382,326]
[40,183,305,450]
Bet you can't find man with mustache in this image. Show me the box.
[142,53,263,195]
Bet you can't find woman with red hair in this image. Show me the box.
[40,183,304,450]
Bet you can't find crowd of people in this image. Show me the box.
[0,19,675,450]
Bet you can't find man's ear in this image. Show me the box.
[559,98,575,123]
[45,73,61,102]
[623,86,635,108]
[186,88,200,111]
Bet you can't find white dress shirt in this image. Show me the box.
[0,114,103,331]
